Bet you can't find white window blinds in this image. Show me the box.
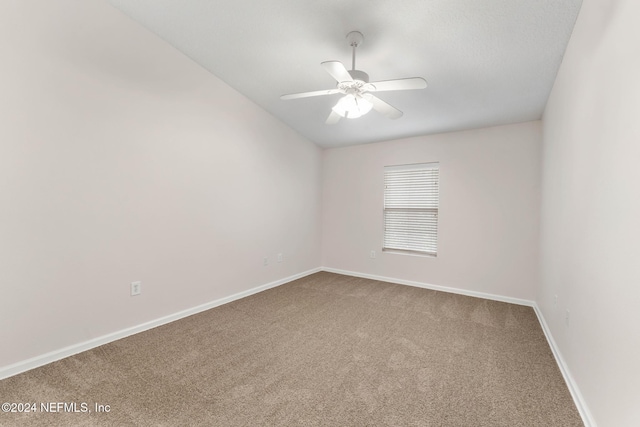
[383,163,439,256]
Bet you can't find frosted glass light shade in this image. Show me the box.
[332,94,373,119]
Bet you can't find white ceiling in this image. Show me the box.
[108,0,582,148]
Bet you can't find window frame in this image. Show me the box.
[382,162,439,257]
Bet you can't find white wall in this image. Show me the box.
[0,0,322,369]
[322,122,541,301]
[7,3,638,424]
[539,0,640,425]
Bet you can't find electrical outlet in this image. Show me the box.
[131,281,141,296]
[263,257,268,266]
[565,309,570,326]
[370,250,376,259]
[277,253,283,263]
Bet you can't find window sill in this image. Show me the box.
[382,249,437,258]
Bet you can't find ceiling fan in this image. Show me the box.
[280,31,427,125]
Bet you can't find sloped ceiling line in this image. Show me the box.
[108,0,582,148]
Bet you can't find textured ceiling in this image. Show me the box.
[108,0,582,148]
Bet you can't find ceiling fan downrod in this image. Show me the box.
[347,31,364,71]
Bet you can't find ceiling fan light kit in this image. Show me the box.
[332,93,373,119]
[280,31,427,125]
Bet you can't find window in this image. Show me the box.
[383,163,439,256]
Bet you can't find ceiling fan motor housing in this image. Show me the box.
[348,70,369,83]
[338,70,373,96]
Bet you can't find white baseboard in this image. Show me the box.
[1,266,596,427]
[532,304,596,427]
[321,267,535,307]
[0,267,321,381]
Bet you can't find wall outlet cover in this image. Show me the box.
[131,281,142,296]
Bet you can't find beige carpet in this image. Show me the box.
[0,272,583,426]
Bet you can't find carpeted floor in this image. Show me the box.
[0,272,583,426]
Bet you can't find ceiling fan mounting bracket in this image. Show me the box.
[346,31,364,47]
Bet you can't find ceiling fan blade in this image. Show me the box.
[280,88,340,100]
[326,110,341,125]
[364,94,403,119]
[321,61,353,83]
[368,77,427,92]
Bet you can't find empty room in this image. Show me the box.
[1,0,638,426]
